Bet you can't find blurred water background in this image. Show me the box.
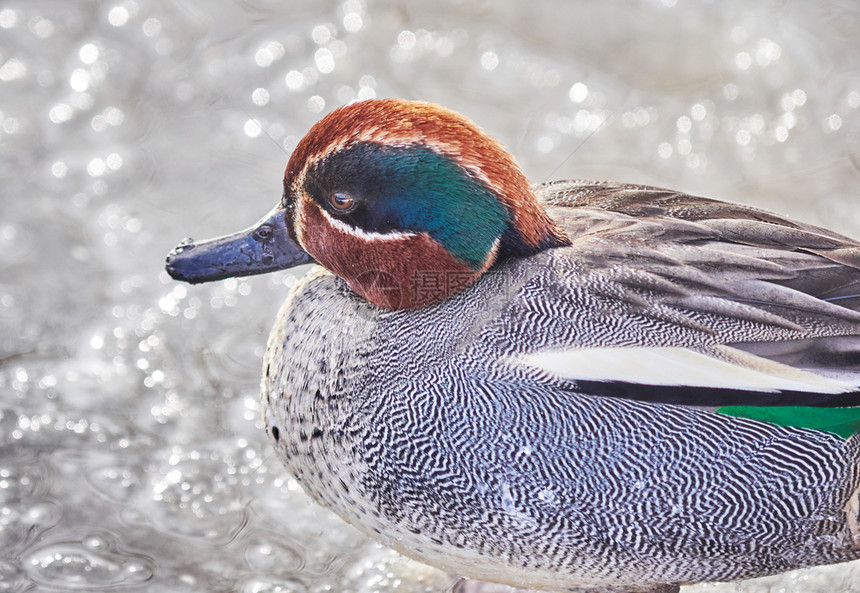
[1,1,859,592]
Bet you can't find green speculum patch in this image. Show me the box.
[718,405,860,439]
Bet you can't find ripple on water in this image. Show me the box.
[202,323,268,387]
[21,534,155,589]
[0,499,61,551]
[82,451,144,504]
[239,577,308,593]
[84,463,142,504]
[0,458,61,551]
[341,547,453,593]
[0,458,52,501]
[0,558,31,592]
[119,444,250,543]
[243,530,307,574]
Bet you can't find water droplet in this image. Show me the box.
[500,482,515,512]
[537,489,556,504]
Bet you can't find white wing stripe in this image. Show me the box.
[518,346,854,394]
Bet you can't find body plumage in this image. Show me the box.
[167,100,860,592]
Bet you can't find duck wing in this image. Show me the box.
[505,180,860,435]
[540,179,860,304]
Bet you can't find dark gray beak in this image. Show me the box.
[165,205,312,284]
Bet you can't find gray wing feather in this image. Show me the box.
[534,180,860,376]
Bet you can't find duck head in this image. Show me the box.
[166,99,568,309]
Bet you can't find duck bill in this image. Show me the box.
[165,205,312,284]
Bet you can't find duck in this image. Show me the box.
[165,98,860,593]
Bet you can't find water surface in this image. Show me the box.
[1,1,859,591]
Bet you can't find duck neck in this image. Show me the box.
[494,178,570,259]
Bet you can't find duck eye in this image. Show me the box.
[328,192,356,214]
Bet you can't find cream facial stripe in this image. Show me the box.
[295,194,417,243]
[518,346,855,394]
[319,206,417,242]
[295,196,416,243]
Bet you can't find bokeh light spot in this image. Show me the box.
[307,95,325,113]
[108,6,129,27]
[568,82,588,104]
[252,88,270,106]
[0,58,27,82]
[243,119,262,138]
[480,51,498,71]
[80,43,100,64]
